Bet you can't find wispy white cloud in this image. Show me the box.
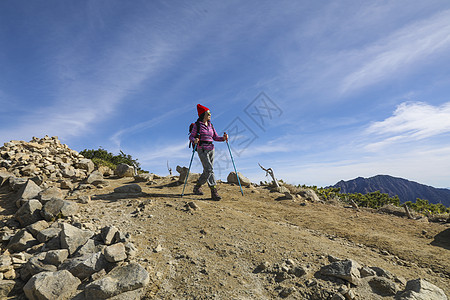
[340,9,450,94]
[365,101,450,151]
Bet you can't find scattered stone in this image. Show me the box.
[76,158,95,174]
[23,270,81,300]
[101,226,119,245]
[21,253,58,281]
[227,171,251,186]
[398,278,448,300]
[43,249,69,266]
[279,286,296,298]
[153,244,163,253]
[176,165,200,183]
[59,223,94,256]
[16,179,42,201]
[14,199,43,227]
[27,220,50,237]
[104,243,127,263]
[38,186,64,203]
[113,184,142,194]
[320,259,361,285]
[84,263,150,299]
[86,170,104,185]
[0,255,12,272]
[114,163,135,178]
[59,252,109,280]
[37,227,61,243]
[368,277,398,296]
[134,173,153,182]
[359,266,377,277]
[7,229,39,253]
[77,195,91,204]
[0,280,16,298]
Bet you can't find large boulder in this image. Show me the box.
[38,187,64,203]
[16,179,42,200]
[115,164,135,178]
[23,270,81,300]
[59,223,94,256]
[84,263,149,299]
[59,252,109,280]
[76,158,95,174]
[320,259,362,285]
[176,166,200,183]
[0,280,16,298]
[398,278,447,300]
[7,229,39,253]
[227,172,251,187]
[14,199,43,227]
[113,184,141,194]
[85,170,105,185]
[41,199,79,221]
[21,253,58,281]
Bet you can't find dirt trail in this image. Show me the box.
[69,176,450,299]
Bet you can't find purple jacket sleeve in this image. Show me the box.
[212,126,225,142]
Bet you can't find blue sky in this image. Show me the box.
[1,1,450,188]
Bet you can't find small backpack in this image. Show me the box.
[188,121,201,149]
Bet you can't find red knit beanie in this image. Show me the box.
[197,104,209,117]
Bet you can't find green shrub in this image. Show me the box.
[80,147,146,173]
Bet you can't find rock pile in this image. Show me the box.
[254,257,447,299]
[0,137,150,299]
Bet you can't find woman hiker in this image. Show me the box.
[189,104,228,201]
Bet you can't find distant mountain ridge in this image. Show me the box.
[332,175,450,207]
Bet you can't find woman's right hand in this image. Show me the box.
[194,138,199,144]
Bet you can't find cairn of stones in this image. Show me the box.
[0,136,149,299]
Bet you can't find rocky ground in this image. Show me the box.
[0,137,449,299]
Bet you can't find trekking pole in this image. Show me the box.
[181,143,197,197]
[225,133,244,196]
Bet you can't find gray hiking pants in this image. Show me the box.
[197,148,216,187]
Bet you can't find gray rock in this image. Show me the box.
[113,184,141,194]
[14,199,43,227]
[0,171,13,187]
[101,226,118,245]
[398,278,447,300]
[77,195,91,204]
[16,179,42,200]
[38,187,63,203]
[84,263,150,299]
[0,255,12,272]
[9,176,28,192]
[76,158,95,174]
[115,163,135,178]
[320,259,361,285]
[104,243,127,263]
[59,223,94,256]
[74,239,104,257]
[42,199,79,221]
[370,266,395,280]
[124,242,137,259]
[176,165,200,183]
[37,227,61,243]
[298,188,321,202]
[23,270,81,300]
[43,249,69,266]
[59,252,109,280]
[7,229,39,253]
[134,173,153,182]
[27,220,50,237]
[21,253,58,281]
[359,266,377,277]
[86,170,104,185]
[0,280,16,298]
[368,277,398,296]
[227,171,251,186]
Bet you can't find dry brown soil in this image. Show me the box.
[1,176,450,299]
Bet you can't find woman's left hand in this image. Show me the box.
[223,133,228,141]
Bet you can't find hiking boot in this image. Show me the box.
[210,187,222,201]
[193,184,204,195]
